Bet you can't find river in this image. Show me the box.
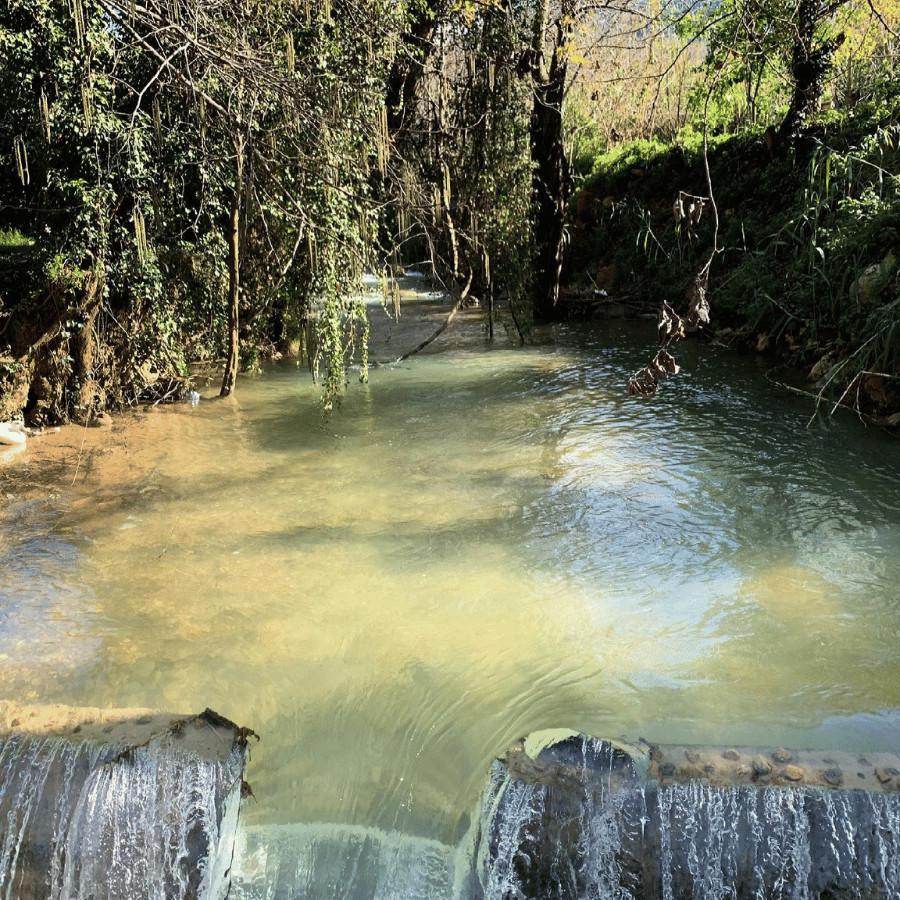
[1,285,898,896]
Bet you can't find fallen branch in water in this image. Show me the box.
[764,364,900,429]
[372,270,470,366]
[395,300,462,362]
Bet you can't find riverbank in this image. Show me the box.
[0,278,465,469]
[567,97,900,424]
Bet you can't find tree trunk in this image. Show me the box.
[220,136,244,397]
[777,0,846,145]
[385,0,440,135]
[530,6,571,321]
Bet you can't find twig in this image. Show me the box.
[70,420,91,486]
[807,327,886,425]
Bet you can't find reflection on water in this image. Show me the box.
[0,312,899,877]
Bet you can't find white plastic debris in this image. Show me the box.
[0,421,26,447]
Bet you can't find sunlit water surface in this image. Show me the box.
[1,302,899,894]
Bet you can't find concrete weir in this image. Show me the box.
[475,731,900,899]
[0,702,252,900]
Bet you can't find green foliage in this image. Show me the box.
[565,104,607,178]
[572,87,900,411]
[0,228,33,249]
[385,0,536,336]
[0,0,409,415]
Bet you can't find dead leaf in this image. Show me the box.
[658,302,685,344]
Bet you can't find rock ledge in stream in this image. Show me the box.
[474,730,900,899]
[0,703,253,900]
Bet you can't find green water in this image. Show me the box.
[1,304,899,891]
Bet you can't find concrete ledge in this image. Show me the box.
[477,731,900,899]
[0,703,253,900]
[506,730,900,793]
[645,740,900,792]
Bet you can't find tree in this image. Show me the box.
[778,0,849,144]
[528,0,575,319]
[0,0,409,414]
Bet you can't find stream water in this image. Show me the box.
[1,290,899,897]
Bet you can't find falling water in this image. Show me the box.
[0,730,244,900]
[230,822,461,899]
[477,736,900,899]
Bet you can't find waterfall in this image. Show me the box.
[229,822,460,899]
[475,734,900,899]
[9,717,897,900]
[0,715,246,900]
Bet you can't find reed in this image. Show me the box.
[13,136,28,186]
[39,89,51,142]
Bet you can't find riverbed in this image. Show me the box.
[1,286,898,896]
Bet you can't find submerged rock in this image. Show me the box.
[474,731,900,899]
[0,704,252,900]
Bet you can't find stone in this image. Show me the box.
[782,765,804,782]
[752,756,772,776]
[684,750,701,764]
[823,768,843,786]
[722,749,740,761]
[772,748,792,764]
[658,763,676,777]
[875,767,899,784]
[850,250,898,305]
